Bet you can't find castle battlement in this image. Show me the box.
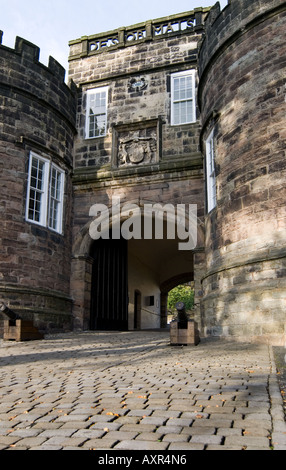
[0,31,67,81]
[0,31,76,125]
[199,0,286,81]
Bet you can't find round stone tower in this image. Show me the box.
[198,0,286,344]
[0,34,76,332]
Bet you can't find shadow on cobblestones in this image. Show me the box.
[0,332,168,368]
[273,347,286,419]
[0,332,285,450]
[0,333,259,371]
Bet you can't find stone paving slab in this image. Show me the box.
[0,331,286,450]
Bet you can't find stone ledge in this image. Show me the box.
[69,8,210,60]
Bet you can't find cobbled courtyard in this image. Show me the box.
[0,331,285,450]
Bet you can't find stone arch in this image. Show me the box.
[160,272,194,295]
[72,197,205,257]
[160,272,194,329]
[70,198,204,331]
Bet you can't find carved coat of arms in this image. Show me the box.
[118,135,157,166]
[112,119,161,169]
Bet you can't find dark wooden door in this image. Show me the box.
[90,238,128,331]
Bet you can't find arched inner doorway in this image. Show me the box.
[128,236,193,329]
[160,273,193,328]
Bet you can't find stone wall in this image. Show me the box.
[199,0,286,344]
[69,10,209,172]
[2,2,285,341]
[0,35,77,333]
[69,10,208,330]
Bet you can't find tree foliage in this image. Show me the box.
[167,284,194,313]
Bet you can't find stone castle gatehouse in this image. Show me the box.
[1,0,286,345]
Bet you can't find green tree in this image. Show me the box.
[167,284,194,314]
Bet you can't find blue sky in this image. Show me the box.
[1,0,228,75]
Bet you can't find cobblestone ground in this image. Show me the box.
[0,331,285,451]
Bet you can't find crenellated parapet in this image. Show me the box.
[0,32,77,128]
[199,0,286,99]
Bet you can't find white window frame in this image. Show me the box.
[26,152,65,234]
[171,70,196,125]
[26,153,49,228]
[48,164,65,234]
[206,129,217,213]
[85,87,108,139]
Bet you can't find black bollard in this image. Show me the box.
[175,301,188,329]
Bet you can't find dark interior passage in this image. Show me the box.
[90,238,128,330]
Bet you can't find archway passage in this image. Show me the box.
[90,238,128,331]
[82,210,202,332]
[128,235,194,329]
[160,273,194,327]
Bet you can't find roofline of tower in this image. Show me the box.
[68,7,211,61]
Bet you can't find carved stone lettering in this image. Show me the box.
[153,18,195,36]
[86,14,196,55]
[126,30,146,42]
[89,36,119,52]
